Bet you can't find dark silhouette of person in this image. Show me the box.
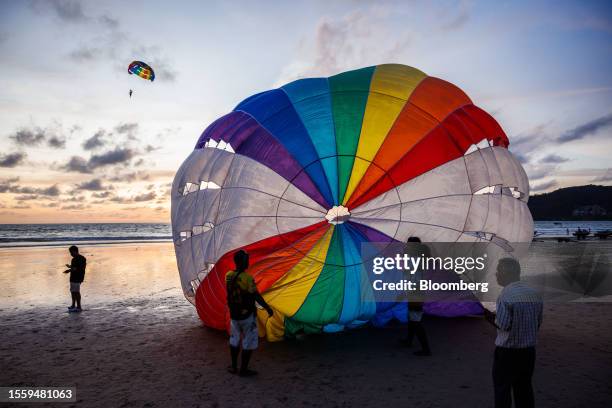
[484,258,543,408]
[399,236,432,356]
[129,89,133,98]
[226,249,273,376]
[63,245,86,312]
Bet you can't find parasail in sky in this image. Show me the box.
[171,64,533,341]
[128,61,155,82]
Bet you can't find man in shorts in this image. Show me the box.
[63,245,86,312]
[226,249,273,376]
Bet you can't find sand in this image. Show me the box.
[1,243,611,407]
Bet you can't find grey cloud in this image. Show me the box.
[15,194,40,201]
[0,178,61,196]
[92,191,112,199]
[524,163,557,181]
[115,122,138,135]
[133,191,156,202]
[89,148,135,168]
[82,130,107,150]
[47,135,66,149]
[76,178,111,191]
[593,169,612,182]
[440,2,471,31]
[110,196,130,204]
[31,0,88,23]
[0,152,27,168]
[61,204,88,210]
[98,15,118,29]
[108,171,150,183]
[20,185,61,196]
[10,128,46,146]
[62,156,91,173]
[69,46,100,62]
[541,154,569,164]
[558,112,612,143]
[531,179,558,193]
[0,177,19,193]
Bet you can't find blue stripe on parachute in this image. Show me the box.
[235,89,334,207]
[282,78,339,204]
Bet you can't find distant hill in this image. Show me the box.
[528,185,612,220]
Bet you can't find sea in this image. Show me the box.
[1,221,611,247]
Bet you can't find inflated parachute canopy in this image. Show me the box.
[171,64,533,341]
[128,60,155,81]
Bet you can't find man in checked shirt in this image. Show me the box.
[484,258,543,408]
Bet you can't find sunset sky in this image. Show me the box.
[1,0,611,223]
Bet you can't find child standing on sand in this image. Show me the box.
[63,245,86,313]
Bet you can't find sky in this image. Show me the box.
[0,0,611,223]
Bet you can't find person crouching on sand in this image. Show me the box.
[484,258,543,408]
[63,245,86,313]
[226,249,273,376]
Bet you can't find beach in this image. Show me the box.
[1,243,611,407]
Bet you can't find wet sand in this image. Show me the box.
[1,243,611,407]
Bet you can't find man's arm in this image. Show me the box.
[495,301,512,331]
[254,291,273,317]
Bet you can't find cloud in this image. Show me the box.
[531,179,558,193]
[133,191,156,202]
[21,185,61,196]
[31,0,88,23]
[541,154,569,164]
[82,130,107,150]
[108,171,150,183]
[68,46,100,62]
[593,169,612,182]
[14,194,40,201]
[76,178,111,191]
[12,203,31,210]
[92,191,112,199]
[523,162,558,181]
[439,0,471,31]
[98,15,118,29]
[275,10,413,84]
[9,128,46,146]
[558,112,612,143]
[62,156,91,173]
[8,125,67,148]
[47,135,66,149]
[0,152,26,168]
[0,178,61,196]
[0,178,19,193]
[62,147,137,173]
[61,204,88,210]
[89,148,135,168]
[114,122,139,140]
[115,122,138,135]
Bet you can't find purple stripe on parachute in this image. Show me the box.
[195,111,328,209]
[346,220,395,243]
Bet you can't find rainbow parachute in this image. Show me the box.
[171,64,533,341]
[128,61,155,81]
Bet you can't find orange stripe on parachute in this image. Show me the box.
[345,77,472,209]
